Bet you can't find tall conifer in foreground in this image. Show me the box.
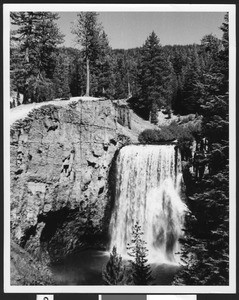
[127,222,153,285]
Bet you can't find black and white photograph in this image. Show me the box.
[3,3,236,294]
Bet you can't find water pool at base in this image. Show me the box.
[50,250,181,285]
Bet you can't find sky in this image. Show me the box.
[56,11,226,49]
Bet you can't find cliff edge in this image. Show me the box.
[9,97,156,282]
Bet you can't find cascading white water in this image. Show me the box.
[109,145,188,264]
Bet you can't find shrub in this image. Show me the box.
[138,123,198,162]
[138,123,194,145]
[138,128,175,144]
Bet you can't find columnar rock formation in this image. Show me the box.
[10,99,135,262]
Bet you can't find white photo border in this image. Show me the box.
[3,3,236,294]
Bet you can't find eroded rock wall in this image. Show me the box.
[10,99,131,262]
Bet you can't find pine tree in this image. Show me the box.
[136,31,174,122]
[52,52,71,99]
[127,222,153,285]
[72,12,101,96]
[112,51,129,99]
[10,29,25,105]
[102,246,126,285]
[179,45,203,114]
[10,12,63,103]
[91,30,115,98]
[60,47,86,97]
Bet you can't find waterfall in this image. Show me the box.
[109,145,188,264]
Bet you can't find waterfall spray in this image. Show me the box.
[109,145,188,264]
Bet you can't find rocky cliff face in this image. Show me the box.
[11,241,54,285]
[10,99,137,263]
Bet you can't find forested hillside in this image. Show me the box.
[10,11,230,286]
[10,12,225,119]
